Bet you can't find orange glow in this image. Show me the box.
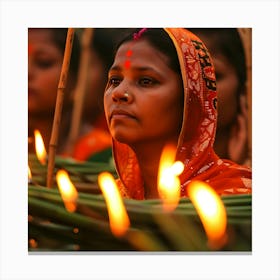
[28,165,32,182]
[158,144,184,211]
[29,238,38,248]
[28,44,34,54]
[56,169,78,212]
[98,172,130,237]
[188,180,227,248]
[34,129,47,165]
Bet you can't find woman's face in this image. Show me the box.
[104,40,183,146]
[212,53,239,128]
[199,37,240,129]
[28,29,63,116]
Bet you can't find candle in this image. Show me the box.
[28,165,32,184]
[98,172,130,237]
[34,129,47,165]
[188,180,228,249]
[56,169,78,212]
[27,164,42,187]
[158,144,184,211]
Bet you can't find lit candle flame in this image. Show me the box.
[34,129,47,165]
[28,165,32,183]
[56,169,78,212]
[158,144,184,211]
[98,172,130,237]
[188,180,227,249]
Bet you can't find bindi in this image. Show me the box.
[123,29,147,69]
[124,49,133,69]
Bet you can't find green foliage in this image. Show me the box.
[28,154,251,252]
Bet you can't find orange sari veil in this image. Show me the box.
[112,28,252,199]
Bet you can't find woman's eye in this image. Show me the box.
[36,59,55,69]
[139,77,156,87]
[108,77,121,87]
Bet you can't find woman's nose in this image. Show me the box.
[112,89,133,104]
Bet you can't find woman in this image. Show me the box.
[188,28,250,166]
[104,28,252,200]
[28,28,80,155]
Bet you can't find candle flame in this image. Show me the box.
[56,169,78,212]
[188,180,227,249]
[98,172,130,237]
[28,165,32,182]
[158,144,184,211]
[34,129,47,165]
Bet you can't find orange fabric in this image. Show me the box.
[112,28,252,199]
[73,116,112,161]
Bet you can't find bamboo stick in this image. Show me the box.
[47,28,75,188]
[65,28,94,155]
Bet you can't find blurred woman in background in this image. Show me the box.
[28,28,80,155]
[189,28,251,166]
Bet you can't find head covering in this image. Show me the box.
[112,28,252,199]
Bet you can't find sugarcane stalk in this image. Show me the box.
[47,28,75,188]
[124,229,170,251]
[29,187,251,235]
[29,186,251,251]
[29,197,173,250]
[29,185,251,215]
[65,28,94,155]
[152,211,207,250]
[29,196,110,233]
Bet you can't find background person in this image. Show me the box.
[28,28,80,155]
[188,28,251,166]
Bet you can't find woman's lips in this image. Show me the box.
[110,108,136,121]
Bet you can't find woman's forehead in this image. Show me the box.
[114,40,170,69]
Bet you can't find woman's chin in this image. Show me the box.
[112,131,137,145]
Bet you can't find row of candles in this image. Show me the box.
[29,130,228,249]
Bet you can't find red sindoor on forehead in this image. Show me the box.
[124,49,133,69]
[126,49,133,57]
[124,60,131,69]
